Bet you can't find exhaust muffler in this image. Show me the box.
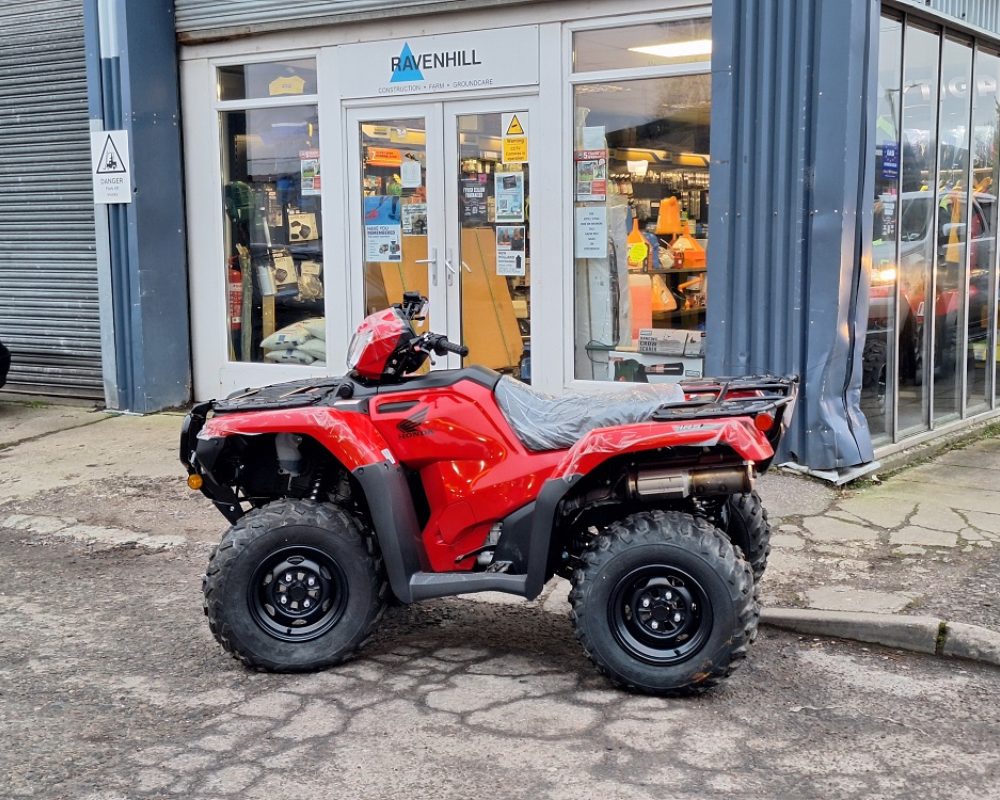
[628,462,753,500]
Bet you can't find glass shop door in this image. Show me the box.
[348,96,536,379]
[442,98,536,377]
[347,105,447,344]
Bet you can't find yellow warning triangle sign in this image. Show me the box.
[505,115,525,137]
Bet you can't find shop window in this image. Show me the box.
[863,13,903,442]
[896,23,940,433]
[220,101,325,365]
[968,48,1000,413]
[573,19,712,72]
[573,74,710,382]
[864,18,1000,443]
[217,59,318,101]
[933,36,974,424]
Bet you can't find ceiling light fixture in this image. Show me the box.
[629,39,713,59]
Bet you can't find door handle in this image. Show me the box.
[415,248,438,286]
[444,257,472,286]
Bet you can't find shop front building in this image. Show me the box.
[72,0,1000,476]
[180,1,717,403]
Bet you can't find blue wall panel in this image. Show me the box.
[708,0,880,471]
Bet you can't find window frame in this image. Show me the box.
[562,7,713,389]
[210,51,327,370]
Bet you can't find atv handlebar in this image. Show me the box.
[436,338,470,358]
[421,332,469,358]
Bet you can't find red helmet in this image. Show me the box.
[346,307,412,381]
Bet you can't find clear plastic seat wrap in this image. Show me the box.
[495,376,685,452]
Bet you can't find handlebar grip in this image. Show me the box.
[439,339,469,357]
[434,337,469,358]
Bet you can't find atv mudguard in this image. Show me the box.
[197,406,389,472]
[551,417,774,480]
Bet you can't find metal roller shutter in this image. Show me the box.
[0,0,103,399]
[175,0,535,41]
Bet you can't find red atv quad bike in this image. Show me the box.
[181,293,797,695]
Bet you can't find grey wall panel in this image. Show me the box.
[708,0,879,471]
[0,0,103,399]
[174,0,537,40]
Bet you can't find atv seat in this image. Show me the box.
[495,375,684,452]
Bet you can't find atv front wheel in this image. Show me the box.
[570,510,757,696]
[203,499,387,671]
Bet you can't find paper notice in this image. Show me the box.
[582,126,606,150]
[401,159,422,189]
[575,206,607,259]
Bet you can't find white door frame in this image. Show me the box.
[345,94,542,372]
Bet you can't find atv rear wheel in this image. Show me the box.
[570,510,757,696]
[717,492,771,582]
[203,499,387,671]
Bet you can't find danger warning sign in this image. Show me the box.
[90,130,132,204]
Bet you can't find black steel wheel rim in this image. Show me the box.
[608,564,713,665]
[248,545,348,642]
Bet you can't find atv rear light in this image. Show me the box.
[754,412,775,432]
[187,473,204,490]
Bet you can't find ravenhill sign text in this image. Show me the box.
[390,48,482,73]
[337,27,539,99]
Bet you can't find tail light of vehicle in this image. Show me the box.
[754,412,775,432]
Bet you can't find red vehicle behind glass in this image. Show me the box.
[182,293,797,695]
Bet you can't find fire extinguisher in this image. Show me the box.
[227,258,242,332]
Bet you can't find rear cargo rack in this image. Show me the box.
[651,374,798,422]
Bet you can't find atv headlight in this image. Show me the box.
[346,329,374,370]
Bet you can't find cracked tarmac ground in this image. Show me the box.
[1,526,999,800]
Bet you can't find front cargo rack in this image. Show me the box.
[212,377,355,412]
[651,374,798,422]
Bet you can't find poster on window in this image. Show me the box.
[365,224,402,262]
[363,196,402,261]
[300,149,321,196]
[494,171,525,223]
[461,175,488,224]
[575,150,607,202]
[402,203,427,235]
[496,225,526,276]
